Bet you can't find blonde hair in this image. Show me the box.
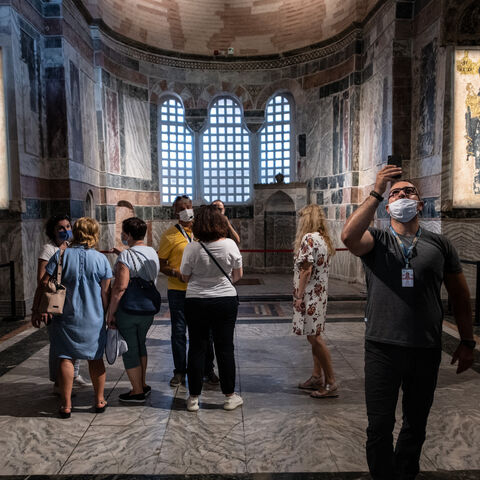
[72,217,100,249]
[294,204,335,256]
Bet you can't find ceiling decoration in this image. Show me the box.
[81,0,379,57]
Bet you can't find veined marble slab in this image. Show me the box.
[124,95,151,180]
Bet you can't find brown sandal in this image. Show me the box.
[310,384,339,398]
[298,376,324,390]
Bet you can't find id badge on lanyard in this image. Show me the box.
[401,268,414,287]
[390,226,421,288]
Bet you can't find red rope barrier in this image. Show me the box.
[101,248,350,255]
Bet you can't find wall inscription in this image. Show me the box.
[454,49,480,207]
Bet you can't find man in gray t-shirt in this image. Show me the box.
[341,165,475,480]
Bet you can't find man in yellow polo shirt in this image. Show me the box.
[158,195,217,387]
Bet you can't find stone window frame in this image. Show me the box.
[157,90,296,206]
[158,94,195,204]
[259,93,294,184]
[200,95,251,204]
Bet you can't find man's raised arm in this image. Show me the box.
[341,165,402,256]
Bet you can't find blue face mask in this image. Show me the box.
[121,238,129,246]
[57,230,73,242]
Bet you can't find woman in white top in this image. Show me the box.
[180,205,243,412]
[107,217,160,404]
[31,214,88,391]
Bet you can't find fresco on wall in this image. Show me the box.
[454,50,480,207]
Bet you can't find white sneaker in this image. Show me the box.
[73,375,92,387]
[224,393,243,411]
[186,396,199,412]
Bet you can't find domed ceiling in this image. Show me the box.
[82,0,379,57]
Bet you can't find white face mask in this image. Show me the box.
[178,208,194,222]
[388,198,419,223]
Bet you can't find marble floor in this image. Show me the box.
[0,301,479,480]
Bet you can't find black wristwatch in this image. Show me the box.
[460,339,476,350]
[369,190,384,202]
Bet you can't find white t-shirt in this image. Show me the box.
[39,241,59,262]
[115,245,160,282]
[180,238,242,298]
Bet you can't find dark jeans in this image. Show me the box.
[185,296,238,396]
[168,290,214,375]
[365,340,442,480]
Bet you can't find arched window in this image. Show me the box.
[259,94,292,184]
[159,97,194,204]
[201,97,250,203]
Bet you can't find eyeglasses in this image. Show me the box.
[388,187,419,198]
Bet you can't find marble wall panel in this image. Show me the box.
[80,70,99,170]
[123,95,151,180]
[45,66,68,159]
[0,48,8,210]
[69,61,83,164]
[0,221,24,312]
[416,41,437,158]
[105,88,120,174]
[19,29,40,157]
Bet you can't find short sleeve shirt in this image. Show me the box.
[361,227,462,348]
[180,239,242,298]
[116,245,160,282]
[39,241,59,262]
[157,225,193,291]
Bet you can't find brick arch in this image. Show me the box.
[150,80,195,108]
[255,79,305,110]
[197,83,253,110]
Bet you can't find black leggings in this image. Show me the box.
[185,296,238,396]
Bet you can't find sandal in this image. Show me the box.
[95,400,108,413]
[59,406,72,419]
[298,376,324,390]
[310,384,339,398]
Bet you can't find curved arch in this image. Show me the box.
[117,200,134,210]
[115,201,135,248]
[265,190,295,212]
[255,79,304,110]
[150,82,195,108]
[197,84,253,110]
[85,190,95,218]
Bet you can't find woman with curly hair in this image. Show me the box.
[293,204,338,398]
[32,217,112,418]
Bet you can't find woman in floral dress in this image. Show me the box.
[293,204,338,398]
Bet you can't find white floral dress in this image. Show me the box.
[292,232,330,336]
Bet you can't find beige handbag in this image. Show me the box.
[39,249,67,315]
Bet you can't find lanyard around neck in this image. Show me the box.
[389,226,422,268]
[175,224,192,243]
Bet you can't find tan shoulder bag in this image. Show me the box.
[39,249,67,315]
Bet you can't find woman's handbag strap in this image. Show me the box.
[55,249,65,285]
[199,242,234,286]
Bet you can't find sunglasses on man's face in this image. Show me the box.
[388,187,419,199]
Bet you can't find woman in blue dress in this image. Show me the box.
[32,217,112,418]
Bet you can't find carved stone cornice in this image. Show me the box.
[93,27,363,72]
